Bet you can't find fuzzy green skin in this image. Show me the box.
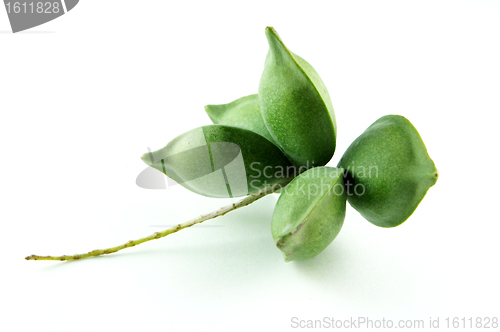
[141,125,293,198]
[338,115,438,228]
[259,27,337,169]
[271,167,346,262]
[205,94,278,146]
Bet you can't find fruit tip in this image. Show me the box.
[432,168,439,185]
[141,151,153,166]
[265,26,281,41]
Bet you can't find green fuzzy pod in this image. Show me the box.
[338,115,438,227]
[142,125,293,198]
[205,94,278,146]
[259,27,337,169]
[271,167,346,261]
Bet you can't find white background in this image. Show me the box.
[2,1,499,331]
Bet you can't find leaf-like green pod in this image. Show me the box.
[271,167,346,262]
[205,94,277,146]
[141,125,293,198]
[338,115,438,228]
[259,27,337,169]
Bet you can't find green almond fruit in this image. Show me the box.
[141,125,293,198]
[338,115,438,228]
[259,27,337,169]
[204,94,277,146]
[271,166,346,262]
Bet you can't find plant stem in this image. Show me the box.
[25,180,291,262]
